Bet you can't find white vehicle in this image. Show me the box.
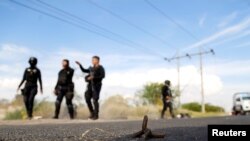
[232,92,250,115]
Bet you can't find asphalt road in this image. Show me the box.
[0,115,249,141]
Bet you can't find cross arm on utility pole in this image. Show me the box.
[186,49,215,57]
[164,48,215,112]
[164,53,191,62]
[186,48,215,113]
[164,50,191,108]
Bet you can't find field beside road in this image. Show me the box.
[0,115,249,141]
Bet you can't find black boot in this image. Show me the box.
[92,99,99,120]
[161,110,165,119]
[53,115,59,119]
[53,101,60,119]
[68,105,74,120]
[92,112,99,120]
[88,112,94,119]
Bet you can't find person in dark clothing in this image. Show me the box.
[17,57,43,119]
[53,59,75,119]
[75,56,105,120]
[161,80,175,119]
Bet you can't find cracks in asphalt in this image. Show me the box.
[80,128,120,141]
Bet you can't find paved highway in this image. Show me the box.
[0,115,249,141]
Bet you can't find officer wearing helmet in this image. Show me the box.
[17,57,43,119]
[53,59,75,119]
[161,80,175,119]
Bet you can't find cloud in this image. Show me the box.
[206,59,250,77]
[185,17,250,50]
[199,13,207,27]
[231,42,250,49]
[0,44,30,60]
[0,78,19,90]
[209,29,250,47]
[217,12,238,28]
[105,65,223,96]
[0,64,10,72]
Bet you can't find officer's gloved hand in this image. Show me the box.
[75,61,81,66]
[87,76,94,80]
[53,89,58,96]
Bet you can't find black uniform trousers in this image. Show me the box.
[161,99,175,118]
[22,85,37,118]
[85,83,102,116]
[55,86,74,118]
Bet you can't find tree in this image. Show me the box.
[137,83,164,105]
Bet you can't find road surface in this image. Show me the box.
[0,115,249,141]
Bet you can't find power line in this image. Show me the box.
[86,0,175,49]
[9,0,128,47]
[32,0,147,49]
[144,0,213,51]
[144,0,200,41]
[9,0,164,57]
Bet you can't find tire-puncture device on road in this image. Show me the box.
[132,115,165,140]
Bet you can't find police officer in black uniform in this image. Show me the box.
[17,57,43,119]
[53,59,75,119]
[75,56,105,120]
[161,80,175,119]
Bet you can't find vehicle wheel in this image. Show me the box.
[240,107,245,115]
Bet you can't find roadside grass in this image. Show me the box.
[175,108,227,118]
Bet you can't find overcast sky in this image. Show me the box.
[0,0,250,111]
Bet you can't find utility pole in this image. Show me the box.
[164,51,191,108]
[199,47,205,113]
[177,50,180,107]
[186,48,215,113]
[165,49,215,112]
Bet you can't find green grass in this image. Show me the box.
[175,108,227,118]
[4,109,25,120]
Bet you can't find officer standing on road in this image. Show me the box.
[17,57,43,119]
[161,80,175,119]
[75,56,105,120]
[53,59,75,119]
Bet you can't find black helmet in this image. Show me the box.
[164,80,171,85]
[29,57,38,66]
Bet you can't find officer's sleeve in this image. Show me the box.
[93,66,105,80]
[54,72,60,89]
[18,69,27,88]
[38,69,43,91]
[70,69,74,80]
[161,86,166,97]
[79,65,90,73]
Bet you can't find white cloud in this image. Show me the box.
[0,44,30,59]
[105,65,223,96]
[218,12,238,28]
[0,64,10,72]
[0,78,19,90]
[185,17,250,50]
[199,13,207,27]
[206,59,250,76]
[209,29,250,47]
[231,42,250,49]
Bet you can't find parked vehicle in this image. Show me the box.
[232,92,250,115]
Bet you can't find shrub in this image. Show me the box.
[4,109,24,120]
[182,102,225,112]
